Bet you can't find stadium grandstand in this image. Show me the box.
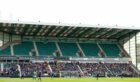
[0,21,140,78]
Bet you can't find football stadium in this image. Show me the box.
[0,21,140,82]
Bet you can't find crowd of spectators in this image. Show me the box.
[0,62,50,77]
[105,63,137,76]
[78,62,107,76]
[0,61,138,77]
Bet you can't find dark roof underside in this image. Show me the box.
[0,23,139,40]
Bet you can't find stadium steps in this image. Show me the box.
[10,44,14,56]
[130,64,140,75]
[0,46,11,56]
[97,43,107,57]
[99,43,120,57]
[105,63,121,75]
[79,43,101,57]
[48,64,53,73]
[55,42,63,57]
[0,40,21,56]
[76,42,85,57]
[58,42,79,57]
[77,65,84,75]
[0,41,11,51]
[104,64,114,76]
[36,42,57,56]
[49,62,55,73]
[117,43,130,57]
[0,40,21,50]
[13,41,34,56]
[33,41,39,56]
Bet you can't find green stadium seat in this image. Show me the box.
[99,44,120,57]
[13,42,34,56]
[79,43,100,57]
[36,42,57,56]
[0,46,11,56]
[58,42,79,57]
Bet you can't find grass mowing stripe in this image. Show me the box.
[0,78,140,82]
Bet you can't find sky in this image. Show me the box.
[0,0,140,28]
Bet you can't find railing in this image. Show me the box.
[0,55,131,64]
[0,55,131,58]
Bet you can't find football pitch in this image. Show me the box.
[0,77,140,82]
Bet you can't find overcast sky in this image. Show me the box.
[0,0,140,28]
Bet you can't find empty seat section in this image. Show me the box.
[36,42,57,56]
[79,43,100,57]
[100,44,120,57]
[58,43,79,57]
[14,42,34,55]
[0,46,11,56]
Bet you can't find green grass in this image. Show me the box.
[0,77,140,82]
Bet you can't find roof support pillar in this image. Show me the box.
[135,33,138,69]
